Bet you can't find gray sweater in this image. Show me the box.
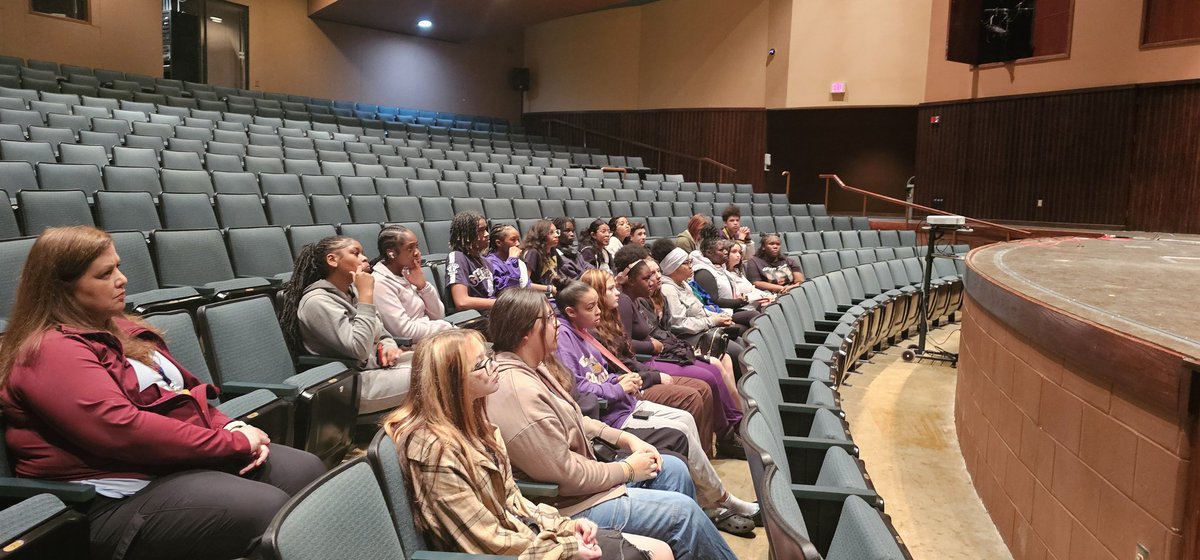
[297,279,397,369]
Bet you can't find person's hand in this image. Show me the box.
[618,373,641,394]
[715,314,734,327]
[660,372,673,384]
[351,269,375,301]
[379,344,404,367]
[738,226,750,240]
[622,433,662,465]
[507,245,522,260]
[649,338,664,354]
[624,450,662,482]
[401,263,426,290]
[577,539,602,560]
[575,519,599,547]
[232,425,271,475]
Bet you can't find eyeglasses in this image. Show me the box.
[472,350,496,372]
[539,312,558,325]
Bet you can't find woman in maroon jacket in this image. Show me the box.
[0,226,324,560]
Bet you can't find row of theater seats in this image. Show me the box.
[730,242,966,558]
[0,182,844,238]
[0,54,511,132]
[0,92,589,162]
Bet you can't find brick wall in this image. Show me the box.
[957,296,1189,560]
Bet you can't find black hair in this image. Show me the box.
[613,243,651,279]
[584,219,608,249]
[449,211,486,255]
[649,237,678,263]
[755,232,783,259]
[607,216,629,242]
[377,224,413,265]
[720,204,740,221]
[553,280,594,316]
[698,224,724,256]
[279,236,356,355]
[488,222,518,255]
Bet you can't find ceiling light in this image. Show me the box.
[209,16,222,23]
[417,19,432,29]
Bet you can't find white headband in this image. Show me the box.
[659,248,690,275]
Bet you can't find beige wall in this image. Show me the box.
[249,0,524,122]
[524,0,934,111]
[524,0,771,112]
[925,0,1200,102]
[787,1,933,107]
[0,0,162,76]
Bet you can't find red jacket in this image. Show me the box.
[1,319,252,481]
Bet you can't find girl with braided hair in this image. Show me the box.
[485,223,532,296]
[279,235,413,414]
[552,217,592,280]
[446,211,498,312]
[521,219,569,296]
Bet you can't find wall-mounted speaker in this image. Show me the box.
[510,67,530,92]
[946,0,1035,65]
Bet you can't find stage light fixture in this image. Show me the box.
[417,19,433,29]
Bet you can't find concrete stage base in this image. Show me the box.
[959,235,1200,560]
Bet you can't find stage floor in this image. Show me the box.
[967,234,1200,358]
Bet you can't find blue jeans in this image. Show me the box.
[572,455,736,560]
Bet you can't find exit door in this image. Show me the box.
[204,0,248,89]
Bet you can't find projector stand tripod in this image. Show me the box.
[901,219,966,366]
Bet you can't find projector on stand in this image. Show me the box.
[928,215,966,227]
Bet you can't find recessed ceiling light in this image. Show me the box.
[209,16,222,23]
[417,19,432,29]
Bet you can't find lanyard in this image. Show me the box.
[572,322,635,376]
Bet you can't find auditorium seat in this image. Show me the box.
[94,191,161,233]
[287,224,337,258]
[226,226,294,284]
[197,296,356,465]
[338,223,383,260]
[19,190,93,234]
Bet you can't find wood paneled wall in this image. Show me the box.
[522,109,767,189]
[915,80,1200,232]
[766,107,917,211]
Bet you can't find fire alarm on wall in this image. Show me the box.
[930,115,941,124]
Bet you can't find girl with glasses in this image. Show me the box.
[386,330,670,559]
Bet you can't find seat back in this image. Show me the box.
[152,228,237,286]
[366,431,429,559]
[95,191,161,233]
[227,226,294,280]
[0,237,36,324]
[18,190,94,234]
[262,459,407,560]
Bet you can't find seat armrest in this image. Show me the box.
[216,388,284,419]
[516,480,559,498]
[297,355,358,369]
[790,483,884,509]
[283,362,352,390]
[0,478,96,505]
[445,310,482,326]
[221,381,301,399]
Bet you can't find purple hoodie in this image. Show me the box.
[554,315,637,427]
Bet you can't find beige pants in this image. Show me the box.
[621,400,726,507]
[358,353,413,414]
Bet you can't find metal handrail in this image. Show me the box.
[818,173,1031,241]
[544,119,737,182]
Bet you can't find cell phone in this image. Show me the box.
[632,410,653,420]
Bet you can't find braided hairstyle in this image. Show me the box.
[278,235,356,355]
[697,224,724,256]
[377,224,412,265]
[489,222,518,255]
[449,211,486,256]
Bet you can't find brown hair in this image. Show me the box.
[383,329,502,531]
[488,288,574,392]
[0,227,158,388]
[580,269,633,359]
[687,214,710,239]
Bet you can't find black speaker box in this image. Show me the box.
[510,67,530,92]
[947,0,1035,65]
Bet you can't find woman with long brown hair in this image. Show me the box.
[577,269,715,454]
[0,226,324,560]
[485,288,738,559]
[385,329,668,559]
